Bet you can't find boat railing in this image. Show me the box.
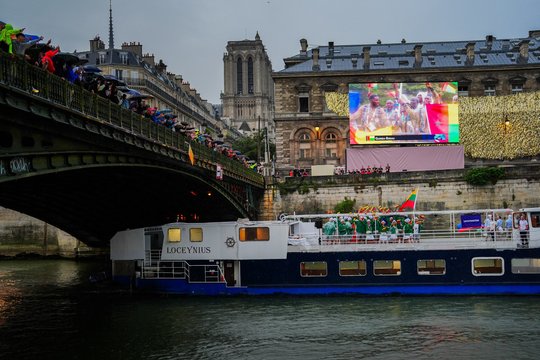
[141,260,189,279]
[289,228,519,247]
[141,251,224,283]
[185,264,224,283]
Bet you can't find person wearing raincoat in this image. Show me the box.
[0,23,24,54]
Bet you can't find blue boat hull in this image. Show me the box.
[115,247,540,295]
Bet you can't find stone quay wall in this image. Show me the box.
[259,165,540,220]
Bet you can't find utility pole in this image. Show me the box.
[257,115,261,163]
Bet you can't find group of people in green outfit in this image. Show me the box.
[321,214,424,244]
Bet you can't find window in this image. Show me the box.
[98,52,106,64]
[299,148,311,159]
[299,92,309,113]
[511,258,540,274]
[339,260,367,276]
[299,133,311,142]
[239,227,270,241]
[247,57,254,94]
[120,52,128,65]
[168,228,181,243]
[325,133,337,143]
[325,133,338,158]
[484,85,496,96]
[511,84,523,94]
[531,212,540,228]
[300,262,327,277]
[190,228,203,242]
[472,257,504,275]
[236,58,243,94]
[374,260,401,276]
[115,69,123,80]
[417,259,446,275]
[458,85,469,97]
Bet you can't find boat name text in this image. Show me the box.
[167,246,211,254]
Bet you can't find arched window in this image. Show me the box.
[324,133,338,158]
[236,58,243,94]
[298,133,311,159]
[247,57,254,94]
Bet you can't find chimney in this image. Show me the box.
[121,41,143,58]
[362,46,371,69]
[328,41,334,57]
[143,53,155,66]
[300,38,308,55]
[519,40,530,63]
[414,44,423,66]
[485,35,494,50]
[156,59,167,73]
[312,48,320,71]
[90,36,105,52]
[529,30,540,38]
[466,42,475,65]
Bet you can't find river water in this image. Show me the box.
[1,259,540,360]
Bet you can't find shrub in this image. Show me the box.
[334,197,357,213]
[464,167,505,186]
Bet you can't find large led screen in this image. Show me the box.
[349,82,459,145]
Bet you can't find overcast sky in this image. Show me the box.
[3,0,540,103]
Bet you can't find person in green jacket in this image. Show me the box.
[0,23,25,54]
[353,216,367,243]
[403,218,414,242]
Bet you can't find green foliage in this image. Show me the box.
[298,183,311,194]
[334,197,357,213]
[464,167,505,186]
[232,132,276,162]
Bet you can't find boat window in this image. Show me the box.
[472,257,504,276]
[511,258,540,274]
[300,262,327,277]
[168,228,181,243]
[531,212,540,228]
[417,259,446,275]
[239,227,270,241]
[373,260,401,276]
[190,228,203,242]
[339,260,367,276]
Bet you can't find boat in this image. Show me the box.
[110,207,540,295]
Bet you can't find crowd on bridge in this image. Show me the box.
[1,19,260,173]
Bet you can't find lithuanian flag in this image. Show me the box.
[398,189,418,212]
[188,144,195,165]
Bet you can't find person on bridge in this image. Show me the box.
[41,47,59,73]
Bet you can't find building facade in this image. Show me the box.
[221,33,274,137]
[73,3,235,138]
[272,31,540,174]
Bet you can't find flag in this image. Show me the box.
[398,189,418,212]
[441,82,457,94]
[188,144,195,165]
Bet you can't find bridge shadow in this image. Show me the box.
[0,165,244,247]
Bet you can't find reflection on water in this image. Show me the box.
[1,260,540,359]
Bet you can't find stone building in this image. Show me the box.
[272,31,540,175]
[221,32,274,138]
[74,2,235,138]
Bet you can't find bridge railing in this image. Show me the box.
[0,53,263,186]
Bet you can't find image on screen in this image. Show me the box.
[349,82,459,145]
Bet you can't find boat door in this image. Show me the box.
[223,260,236,286]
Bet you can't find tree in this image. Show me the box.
[232,131,275,162]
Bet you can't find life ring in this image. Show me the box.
[225,237,236,247]
[278,213,288,222]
